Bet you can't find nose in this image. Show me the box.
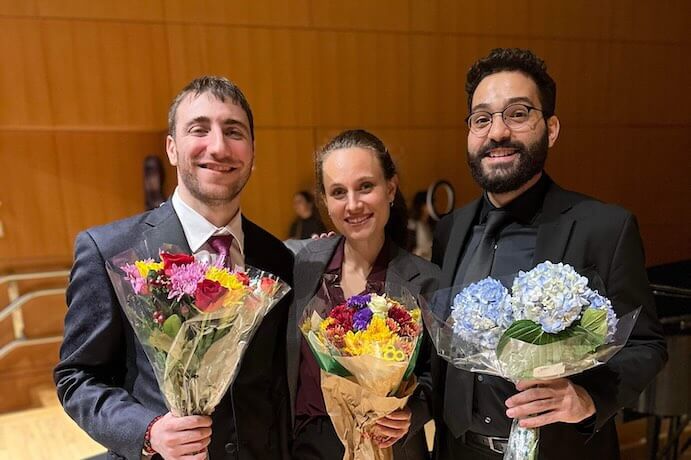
[207,126,227,156]
[345,191,363,212]
[487,113,511,142]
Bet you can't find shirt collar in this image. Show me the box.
[480,172,551,225]
[171,187,245,257]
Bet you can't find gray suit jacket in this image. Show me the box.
[286,236,440,459]
[54,202,294,460]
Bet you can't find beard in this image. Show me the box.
[179,162,252,207]
[467,131,548,194]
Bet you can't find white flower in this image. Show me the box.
[369,294,389,317]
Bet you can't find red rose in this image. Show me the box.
[194,279,228,312]
[259,277,276,294]
[235,272,250,286]
[161,252,195,271]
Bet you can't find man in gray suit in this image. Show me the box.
[55,76,293,460]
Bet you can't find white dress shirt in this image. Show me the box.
[171,188,245,269]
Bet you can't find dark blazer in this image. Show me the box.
[54,201,294,460]
[286,236,440,459]
[431,180,667,460]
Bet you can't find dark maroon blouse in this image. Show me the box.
[295,237,390,428]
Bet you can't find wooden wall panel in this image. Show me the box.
[242,128,316,238]
[164,0,310,27]
[547,126,691,267]
[310,0,410,32]
[0,0,36,16]
[410,0,438,33]
[41,20,170,129]
[0,133,68,268]
[0,18,53,127]
[0,342,60,413]
[22,296,67,338]
[311,31,410,127]
[610,0,690,43]
[166,25,315,128]
[35,0,165,22]
[54,132,166,239]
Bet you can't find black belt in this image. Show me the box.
[465,431,508,454]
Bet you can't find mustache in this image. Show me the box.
[478,140,525,158]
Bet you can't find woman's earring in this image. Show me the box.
[389,201,394,208]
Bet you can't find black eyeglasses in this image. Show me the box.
[466,104,545,136]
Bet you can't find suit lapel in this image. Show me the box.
[141,202,191,255]
[440,199,481,288]
[386,244,421,292]
[532,182,576,265]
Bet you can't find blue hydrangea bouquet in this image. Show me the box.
[422,261,640,460]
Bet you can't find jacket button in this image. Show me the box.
[225,442,237,453]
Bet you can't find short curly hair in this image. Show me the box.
[465,48,556,117]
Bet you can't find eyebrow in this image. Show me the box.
[328,176,377,188]
[184,116,249,132]
[471,96,536,112]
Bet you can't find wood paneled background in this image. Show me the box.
[0,0,689,271]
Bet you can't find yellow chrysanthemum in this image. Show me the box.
[410,308,421,323]
[206,266,243,291]
[319,317,336,334]
[135,260,163,277]
[360,316,393,344]
[343,330,373,356]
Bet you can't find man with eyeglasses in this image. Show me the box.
[430,48,667,459]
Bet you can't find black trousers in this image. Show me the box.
[434,426,502,460]
[292,417,345,460]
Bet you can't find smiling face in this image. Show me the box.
[321,147,397,244]
[467,71,559,194]
[165,92,254,211]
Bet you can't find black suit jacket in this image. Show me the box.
[286,236,440,459]
[54,202,293,460]
[431,180,667,459]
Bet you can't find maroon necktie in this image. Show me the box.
[207,235,234,268]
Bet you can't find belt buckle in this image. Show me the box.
[487,436,506,454]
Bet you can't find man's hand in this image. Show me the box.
[371,407,412,448]
[505,378,595,429]
[149,412,212,460]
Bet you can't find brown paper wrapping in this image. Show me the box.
[320,370,417,460]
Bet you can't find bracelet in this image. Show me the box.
[143,415,163,455]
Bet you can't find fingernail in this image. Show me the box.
[506,409,514,417]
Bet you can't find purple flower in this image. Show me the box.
[352,307,373,331]
[167,262,207,301]
[122,263,147,294]
[347,294,371,310]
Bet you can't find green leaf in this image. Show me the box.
[306,331,350,377]
[163,314,182,338]
[580,308,607,342]
[497,320,578,356]
[403,337,423,381]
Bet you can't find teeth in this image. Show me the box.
[347,216,370,224]
[488,149,516,158]
[201,164,232,172]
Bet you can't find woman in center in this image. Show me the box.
[287,129,439,459]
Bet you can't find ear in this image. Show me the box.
[387,175,399,202]
[546,115,560,148]
[165,135,178,166]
